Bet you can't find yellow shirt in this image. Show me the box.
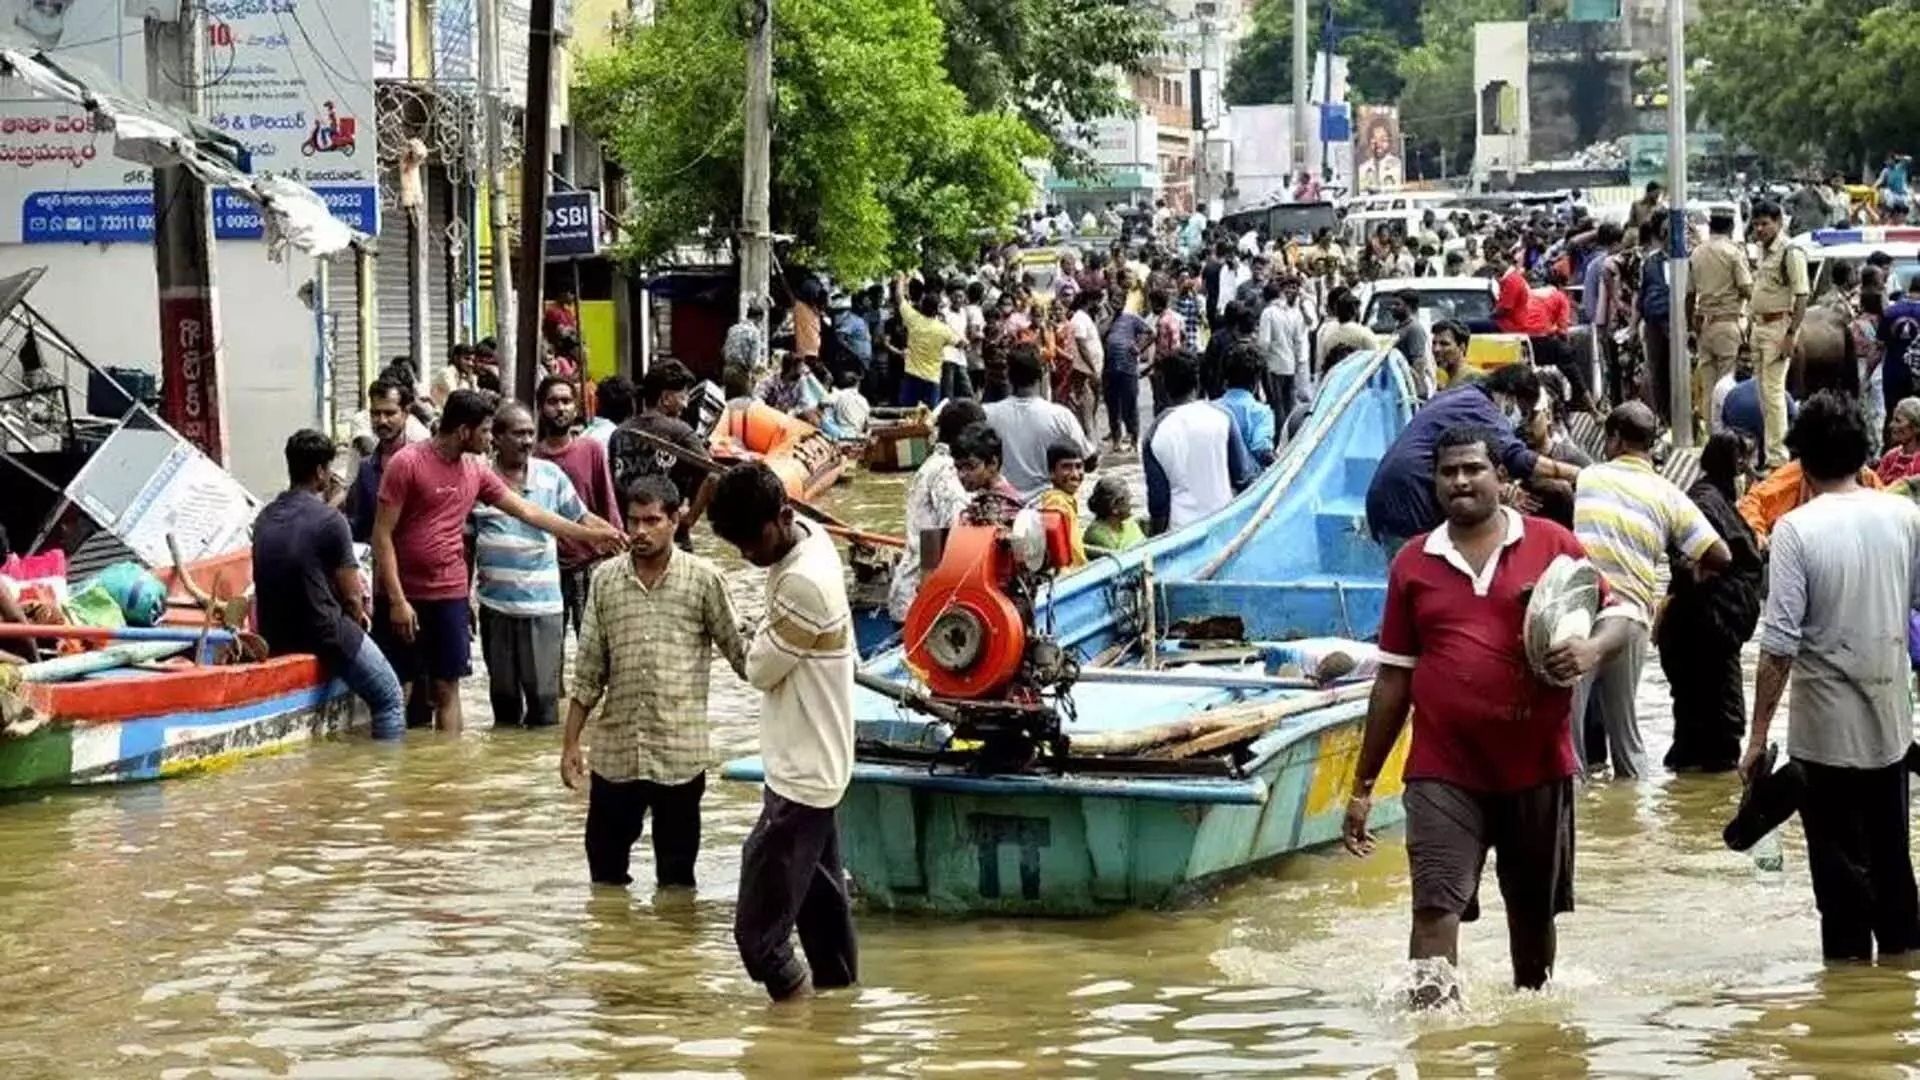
[1038,489,1088,568]
[900,302,957,384]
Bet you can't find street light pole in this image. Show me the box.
[1319,0,1334,185]
[1665,0,1691,446]
[1290,0,1308,184]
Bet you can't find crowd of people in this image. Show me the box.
[228,167,1920,1008]
[1339,240,1920,1000]
[247,336,865,1004]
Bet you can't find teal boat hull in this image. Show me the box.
[723,352,1421,915]
[724,698,1414,914]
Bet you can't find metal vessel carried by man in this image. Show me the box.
[724,351,1419,915]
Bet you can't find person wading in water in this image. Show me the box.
[1343,424,1638,1004]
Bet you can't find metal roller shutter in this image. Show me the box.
[325,248,364,427]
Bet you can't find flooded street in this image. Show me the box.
[1,471,1917,1078]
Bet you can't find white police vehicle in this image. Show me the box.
[1789,227,1920,296]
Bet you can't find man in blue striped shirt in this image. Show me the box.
[474,402,615,728]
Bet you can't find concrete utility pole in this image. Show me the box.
[479,0,517,387]
[1290,0,1308,185]
[740,0,773,327]
[513,0,559,404]
[1665,0,1691,445]
[145,4,226,463]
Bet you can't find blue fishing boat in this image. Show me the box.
[723,351,1419,915]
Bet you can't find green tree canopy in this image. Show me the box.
[936,0,1167,172]
[1693,0,1915,173]
[1224,0,1420,108]
[1395,0,1530,175]
[574,0,1044,278]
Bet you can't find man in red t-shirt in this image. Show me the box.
[1489,245,1536,335]
[1342,424,1638,1002]
[1532,280,1572,335]
[372,389,626,735]
[534,374,622,636]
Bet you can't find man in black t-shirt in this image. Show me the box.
[253,430,406,739]
[608,360,715,549]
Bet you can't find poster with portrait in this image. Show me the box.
[1354,105,1404,193]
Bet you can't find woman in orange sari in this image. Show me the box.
[1043,298,1073,403]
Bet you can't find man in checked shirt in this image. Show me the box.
[561,474,747,889]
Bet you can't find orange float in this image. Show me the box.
[709,399,847,502]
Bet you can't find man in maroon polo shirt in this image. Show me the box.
[534,374,622,637]
[1342,424,1640,1003]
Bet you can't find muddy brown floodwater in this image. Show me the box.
[0,468,1915,1078]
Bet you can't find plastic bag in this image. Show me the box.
[1524,555,1601,687]
[88,562,168,628]
[62,583,127,629]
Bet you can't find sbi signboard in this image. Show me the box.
[544,190,602,260]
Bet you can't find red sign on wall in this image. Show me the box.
[159,287,225,464]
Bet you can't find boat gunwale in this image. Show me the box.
[22,654,334,726]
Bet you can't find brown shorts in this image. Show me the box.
[1405,777,1575,923]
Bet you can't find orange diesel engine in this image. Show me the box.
[903,499,1078,770]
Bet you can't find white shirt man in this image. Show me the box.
[1215,259,1242,320]
[941,303,968,373]
[1149,400,1236,530]
[1258,295,1311,380]
[1068,307,1104,376]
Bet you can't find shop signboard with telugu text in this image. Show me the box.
[0,0,378,245]
[159,286,224,461]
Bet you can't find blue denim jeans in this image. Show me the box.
[898,374,941,409]
[338,634,406,740]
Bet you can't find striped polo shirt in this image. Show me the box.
[471,458,586,617]
[1573,455,1721,620]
